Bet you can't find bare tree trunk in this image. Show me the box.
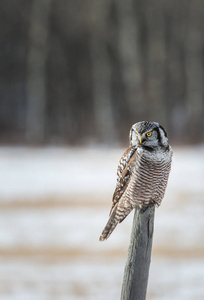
[185,4,204,138]
[26,0,52,143]
[145,4,167,124]
[117,0,143,116]
[90,1,118,144]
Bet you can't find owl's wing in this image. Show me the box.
[110,146,137,215]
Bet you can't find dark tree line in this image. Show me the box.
[0,0,204,145]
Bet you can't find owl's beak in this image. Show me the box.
[139,137,143,144]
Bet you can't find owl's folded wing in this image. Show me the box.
[110,146,137,215]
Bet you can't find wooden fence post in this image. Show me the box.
[120,204,155,300]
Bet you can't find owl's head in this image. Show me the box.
[129,121,169,149]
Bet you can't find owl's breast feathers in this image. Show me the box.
[110,145,172,213]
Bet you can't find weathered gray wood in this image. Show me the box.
[120,204,155,300]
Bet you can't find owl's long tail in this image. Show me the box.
[99,203,132,241]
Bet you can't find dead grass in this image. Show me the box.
[71,282,88,297]
[0,194,110,209]
[0,246,203,261]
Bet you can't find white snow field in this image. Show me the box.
[0,145,203,300]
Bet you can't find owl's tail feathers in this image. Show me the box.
[99,206,119,241]
[99,203,132,241]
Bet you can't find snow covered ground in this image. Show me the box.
[0,146,204,300]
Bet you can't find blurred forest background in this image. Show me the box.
[1,1,204,300]
[1,0,204,146]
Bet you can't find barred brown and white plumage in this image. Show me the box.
[99,121,173,241]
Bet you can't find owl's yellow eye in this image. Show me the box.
[135,133,138,137]
[146,132,152,137]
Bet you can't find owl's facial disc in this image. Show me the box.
[137,130,158,147]
[129,121,169,149]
